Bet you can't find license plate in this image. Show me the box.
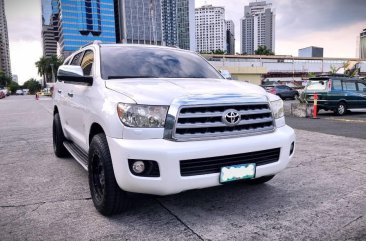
[219,163,256,183]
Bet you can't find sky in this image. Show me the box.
[4,0,366,84]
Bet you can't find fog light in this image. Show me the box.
[132,161,145,174]
[290,142,295,155]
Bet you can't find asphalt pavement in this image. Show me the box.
[0,96,365,241]
[284,100,366,139]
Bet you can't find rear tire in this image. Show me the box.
[244,175,275,185]
[89,133,131,216]
[53,113,69,157]
[335,102,347,116]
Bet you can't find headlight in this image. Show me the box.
[117,103,168,128]
[270,99,284,119]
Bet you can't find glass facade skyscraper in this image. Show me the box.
[42,0,57,57]
[115,0,163,45]
[52,0,116,57]
[161,0,195,50]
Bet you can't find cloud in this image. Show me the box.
[275,0,366,38]
[196,0,365,57]
[5,0,42,42]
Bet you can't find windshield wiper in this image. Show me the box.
[107,76,158,79]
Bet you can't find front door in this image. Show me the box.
[66,49,95,151]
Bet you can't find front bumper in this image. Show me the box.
[107,125,295,195]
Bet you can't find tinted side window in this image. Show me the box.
[71,52,84,65]
[357,82,366,91]
[343,81,356,91]
[332,79,342,90]
[80,50,94,76]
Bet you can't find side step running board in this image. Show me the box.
[63,141,88,171]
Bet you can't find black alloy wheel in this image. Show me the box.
[88,133,131,216]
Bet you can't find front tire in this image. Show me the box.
[245,175,275,185]
[53,113,69,157]
[335,102,347,116]
[88,133,131,216]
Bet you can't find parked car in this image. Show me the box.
[263,85,299,100]
[15,90,24,95]
[0,90,5,99]
[304,75,366,115]
[53,42,295,216]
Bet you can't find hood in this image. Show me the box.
[106,78,267,105]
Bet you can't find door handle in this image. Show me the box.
[68,92,74,97]
[57,90,62,94]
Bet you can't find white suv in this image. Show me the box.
[53,42,295,216]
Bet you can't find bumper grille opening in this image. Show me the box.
[180,148,280,176]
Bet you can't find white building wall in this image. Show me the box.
[195,5,226,52]
[209,59,366,74]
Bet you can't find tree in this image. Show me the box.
[8,81,19,94]
[211,49,225,55]
[0,71,12,87]
[22,78,41,95]
[35,55,63,87]
[329,65,338,74]
[255,46,274,55]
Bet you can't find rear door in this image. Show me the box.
[356,82,366,108]
[342,81,358,108]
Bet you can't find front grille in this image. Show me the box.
[180,148,280,176]
[173,103,275,141]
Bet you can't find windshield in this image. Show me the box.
[306,79,329,91]
[100,46,223,80]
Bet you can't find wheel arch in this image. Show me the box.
[89,122,105,145]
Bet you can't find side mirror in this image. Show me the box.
[219,70,232,80]
[57,65,93,85]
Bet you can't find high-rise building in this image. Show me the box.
[226,20,235,55]
[52,0,116,57]
[0,0,11,77]
[114,0,163,45]
[177,0,196,51]
[360,28,366,59]
[161,0,195,50]
[41,0,57,57]
[298,46,323,58]
[195,5,226,53]
[240,1,275,55]
[161,0,177,47]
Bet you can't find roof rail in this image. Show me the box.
[316,73,348,77]
[80,40,102,49]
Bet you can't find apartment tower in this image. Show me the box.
[0,0,11,77]
[240,1,275,55]
[195,5,226,53]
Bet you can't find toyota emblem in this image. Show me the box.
[222,109,241,126]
